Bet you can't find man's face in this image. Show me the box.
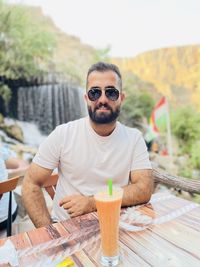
[85,70,125,124]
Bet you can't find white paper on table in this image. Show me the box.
[0,239,19,266]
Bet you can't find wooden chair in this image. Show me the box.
[0,175,22,236]
[42,174,58,199]
[0,174,58,236]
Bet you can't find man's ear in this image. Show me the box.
[120,92,126,102]
[84,93,89,105]
[84,93,88,101]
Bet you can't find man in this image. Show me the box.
[22,62,153,228]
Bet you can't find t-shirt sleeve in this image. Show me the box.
[33,126,62,169]
[131,132,152,171]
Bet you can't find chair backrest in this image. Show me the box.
[0,176,21,236]
[42,174,58,200]
[0,174,58,236]
[0,175,21,195]
[0,174,59,198]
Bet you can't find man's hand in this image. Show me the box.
[59,195,96,218]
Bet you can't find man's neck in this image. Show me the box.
[89,119,117,137]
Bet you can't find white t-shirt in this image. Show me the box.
[33,117,152,221]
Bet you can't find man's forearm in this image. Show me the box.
[122,183,152,207]
[22,180,52,228]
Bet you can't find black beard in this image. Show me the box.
[88,103,120,124]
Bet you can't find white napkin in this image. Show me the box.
[0,239,19,266]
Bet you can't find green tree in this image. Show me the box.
[190,142,200,169]
[119,90,155,128]
[0,0,56,79]
[119,72,155,128]
[93,46,111,62]
[171,106,200,153]
[0,83,11,104]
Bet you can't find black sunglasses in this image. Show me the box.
[87,87,120,101]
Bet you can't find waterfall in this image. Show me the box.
[17,83,87,134]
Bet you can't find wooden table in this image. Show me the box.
[0,193,200,267]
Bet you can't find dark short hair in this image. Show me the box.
[86,62,122,90]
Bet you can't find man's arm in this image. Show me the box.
[59,170,153,217]
[22,162,53,228]
[122,169,153,207]
[5,157,19,169]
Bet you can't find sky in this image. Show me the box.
[8,0,200,57]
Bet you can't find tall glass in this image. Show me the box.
[94,188,123,266]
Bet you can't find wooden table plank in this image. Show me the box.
[61,213,98,233]
[120,227,200,266]
[83,237,152,267]
[72,250,97,267]
[150,221,200,259]
[0,232,31,250]
[175,209,200,232]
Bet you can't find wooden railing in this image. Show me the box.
[153,168,200,194]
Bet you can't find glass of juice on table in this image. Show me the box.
[94,180,123,266]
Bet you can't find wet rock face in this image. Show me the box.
[0,124,24,142]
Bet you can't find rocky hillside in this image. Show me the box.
[112,45,200,111]
[23,6,98,86]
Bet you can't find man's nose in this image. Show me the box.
[98,91,108,103]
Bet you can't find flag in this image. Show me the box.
[151,96,168,132]
[145,97,168,142]
[145,96,173,157]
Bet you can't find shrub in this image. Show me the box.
[190,142,200,169]
[171,106,200,154]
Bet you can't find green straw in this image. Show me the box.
[108,179,113,196]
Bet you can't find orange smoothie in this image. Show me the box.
[95,189,123,257]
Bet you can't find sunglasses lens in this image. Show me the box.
[105,89,119,101]
[87,88,120,101]
[88,89,101,101]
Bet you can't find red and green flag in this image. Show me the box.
[145,97,168,142]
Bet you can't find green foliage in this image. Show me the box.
[172,106,200,178]
[0,83,11,104]
[138,93,155,119]
[171,106,200,153]
[194,194,200,204]
[61,61,83,85]
[0,0,56,79]
[190,142,200,169]
[93,46,111,62]
[119,90,155,127]
[178,166,192,179]
[119,71,156,127]
[0,113,4,124]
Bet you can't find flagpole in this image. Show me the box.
[166,98,173,157]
